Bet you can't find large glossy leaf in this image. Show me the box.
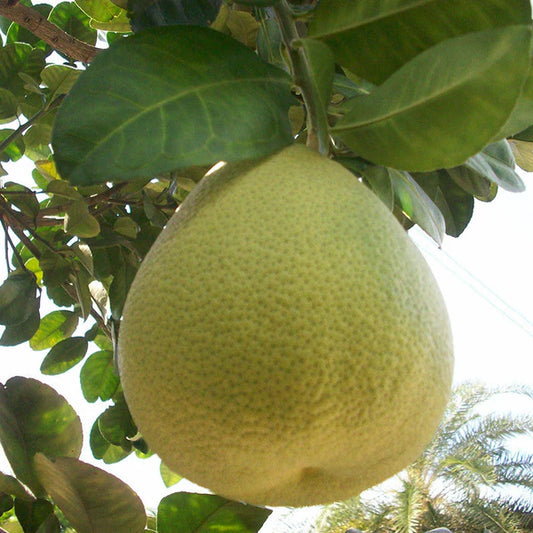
[308,0,531,84]
[332,26,532,172]
[52,26,293,185]
[34,454,146,533]
[0,378,82,497]
[157,492,272,533]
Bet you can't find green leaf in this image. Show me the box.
[308,0,532,84]
[108,255,137,319]
[0,308,40,346]
[48,2,97,47]
[0,88,18,121]
[332,26,532,172]
[89,419,131,463]
[157,492,271,533]
[23,123,53,161]
[97,395,137,448]
[160,462,182,488]
[41,64,81,99]
[509,138,533,171]
[413,171,474,237]
[40,337,88,375]
[0,270,39,326]
[34,454,146,533]
[387,167,445,244]
[0,43,45,96]
[128,0,222,32]
[64,199,101,238]
[0,377,82,497]
[75,0,130,32]
[29,310,78,351]
[481,140,524,192]
[0,472,32,501]
[14,498,58,533]
[80,350,119,402]
[0,129,25,162]
[52,25,293,185]
[2,182,40,218]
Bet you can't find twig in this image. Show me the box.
[0,0,100,63]
[272,0,330,155]
[0,95,65,156]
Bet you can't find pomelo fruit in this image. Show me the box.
[118,144,453,507]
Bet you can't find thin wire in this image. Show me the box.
[416,236,533,340]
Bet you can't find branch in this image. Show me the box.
[0,0,100,63]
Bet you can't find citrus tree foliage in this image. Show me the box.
[0,0,531,531]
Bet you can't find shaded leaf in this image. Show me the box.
[332,26,532,172]
[0,270,39,326]
[14,498,57,533]
[481,140,524,192]
[0,472,32,500]
[40,337,88,375]
[52,25,293,185]
[41,64,81,99]
[0,308,40,346]
[29,310,78,351]
[128,0,222,32]
[157,492,271,533]
[97,395,137,448]
[80,350,119,402]
[89,419,131,463]
[48,2,97,47]
[64,199,101,238]
[34,453,146,533]
[413,171,474,237]
[2,182,40,218]
[0,377,82,497]
[0,88,18,120]
[308,0,531,84]
[0,43,45,96]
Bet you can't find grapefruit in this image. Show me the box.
[118,144,453,507]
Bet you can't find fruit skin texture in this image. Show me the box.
[118,144,454,507]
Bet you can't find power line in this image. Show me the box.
[414,234,533,340]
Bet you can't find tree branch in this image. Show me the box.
[0,0,100,63]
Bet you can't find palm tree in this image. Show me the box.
[312,382,533,533]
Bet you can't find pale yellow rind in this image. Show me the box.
[118,144,453,507]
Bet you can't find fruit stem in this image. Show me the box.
[272,0,329,155]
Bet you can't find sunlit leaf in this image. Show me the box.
[157,492,271,533]
[160,462,182,488]
[40,337,88,375]
[308,0,531,84]
[332,26,532,172]
[0,377,82,497]
[80,350,119,402]
[29,310,78,351]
